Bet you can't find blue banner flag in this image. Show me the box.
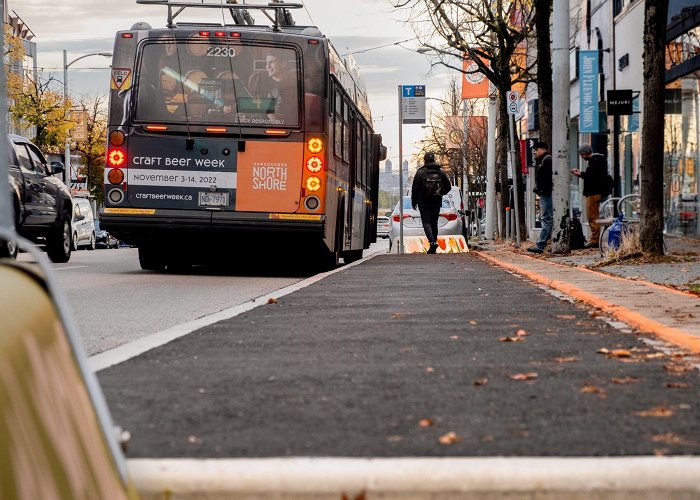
[579,50,599,133]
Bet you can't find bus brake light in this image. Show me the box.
[214,31,225,37]
[199,31,210,36]
[107,148,126,167]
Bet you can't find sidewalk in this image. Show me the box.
[472,238,700,354]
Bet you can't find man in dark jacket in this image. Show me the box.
[411,152,451,254]
[527,141,553,254]
[572,143,609,248]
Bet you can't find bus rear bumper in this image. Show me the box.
[100,209,325,244]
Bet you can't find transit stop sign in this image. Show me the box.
[401,85,426,124]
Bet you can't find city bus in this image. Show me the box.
[100,0,385,271]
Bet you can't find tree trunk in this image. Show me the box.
[535,0,553,148]
[639,0,669,255]
[497,99,510,239]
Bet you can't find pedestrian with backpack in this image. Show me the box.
[527,141,553,254]
[572,144,612,248]
[411,152,452,254]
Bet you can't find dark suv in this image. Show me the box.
[1,134,73,262]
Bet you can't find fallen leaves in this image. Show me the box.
[664,362,694,374]
[468,320,478,325]
[580,383,605,395]
[554,356,579,363]
[555,314,577,319]
[509,372,538,381]
[187,435,202,444]
[473,377,489,386]
[649,432,699,446]
[418,418,434,428]
[633,406,675,418]
[425,367,435,374]
[266,298,278,304]
[666,382,689,389]
[391,312,404,319]
[611,377,640,384]
[500,329,529,342]
[438,431,461,445]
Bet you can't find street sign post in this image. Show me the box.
[506,90,520,115]
[401,85,426,124]
[398,84,426,254]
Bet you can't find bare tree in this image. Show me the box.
[639,0,669,255]
[394,0,535,238]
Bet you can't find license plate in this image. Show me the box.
[198,191,229,207]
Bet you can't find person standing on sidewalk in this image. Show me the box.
[412,152,451,254]
[572,144,609,248]
[527,141,553,254]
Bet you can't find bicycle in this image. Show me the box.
[599,194,641,255]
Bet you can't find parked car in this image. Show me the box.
[72,197,96,250]
[388,195,463,250]
[376,216,390,238]
[94,219,119,249]
[1,134,72,262]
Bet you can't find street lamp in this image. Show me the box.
[62,51,112,186]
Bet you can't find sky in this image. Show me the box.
[15,0,455,171]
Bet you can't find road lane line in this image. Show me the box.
[89,252,380,372]
[54,266,87,271]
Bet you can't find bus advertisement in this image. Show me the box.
[101,0,385,271]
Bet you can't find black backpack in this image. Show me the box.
[569,216,586,250]
[422,169,444,197]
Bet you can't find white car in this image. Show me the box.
[376,216,390,238]
[388,196,463,250]
[72,198,96,250]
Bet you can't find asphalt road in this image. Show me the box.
[98,253,700,458]
[18,247,313,355]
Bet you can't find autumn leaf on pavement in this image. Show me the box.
[649,433,698,446]
[611,377,640,384]
[664,363,693,374]
[645,352,665,359]
[666,382,689,389]
[425,367,435,374]
[267,298,278,304]
[438,431,461,445]
[610,349,632,358]
[597,348,610,354]
[509,372,538,381]
[468,320,478,325]
[473,377,489,386]
[515,329,529,337]
[391,312,404,319]
[633,406,675,417]
[499,336,524,342]
[554,356,579,363]
[187,435,202,444]
[580,383,607,399]
[450,335,460,340]
[555,314,577,319]
[419,418,434,428]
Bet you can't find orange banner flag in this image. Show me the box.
[461,54,489,99]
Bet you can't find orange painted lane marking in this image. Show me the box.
[476,251,700,354]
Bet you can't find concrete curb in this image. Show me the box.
[128,457,700,499]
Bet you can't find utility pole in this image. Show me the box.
[484,82,497,240]
[551,0,571,253]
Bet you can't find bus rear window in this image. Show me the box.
[135,40,300,127]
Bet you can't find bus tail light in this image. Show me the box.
[107,148,126,167]
[107,188,125,204]
[305,156,323,173]
[305,176,321,192]
[304,196,320,211]
[306,137,323,153]
[109,130,126,146]
[107,168,124,185]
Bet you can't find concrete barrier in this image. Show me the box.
[128,457,700,499]
[391,235,469,254]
